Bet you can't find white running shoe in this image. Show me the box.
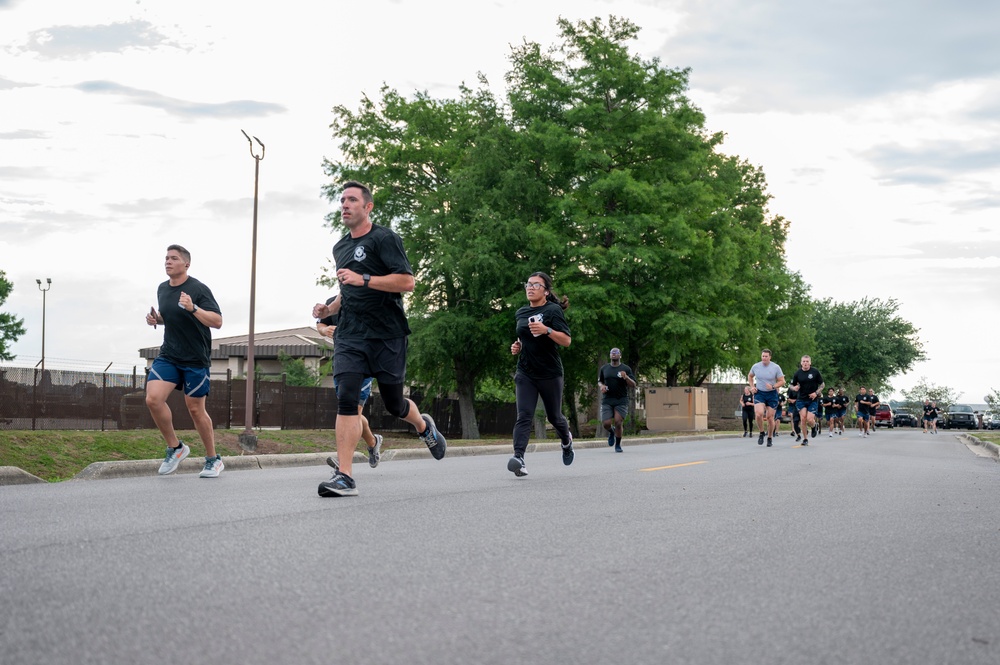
[158,442,190,475]
[199,455,224,478]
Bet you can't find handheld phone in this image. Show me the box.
[528,313,543,336]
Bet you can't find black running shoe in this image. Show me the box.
[795,434,801,442]
[811,426,818,438]
[802,439,809,446]
[758,432,765,445]
[766,437,773,447]
[325,455,339,473]
[507,455,527,477]
[318,472,358,497]
[614,443,623,453]
[562,434,574,466]
[607,428,615,446]
[418,414,447,460]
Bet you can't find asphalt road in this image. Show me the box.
[2,429,998,665]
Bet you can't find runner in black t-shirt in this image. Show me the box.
[922,399,933,433]
[822,389,836,437]
[868,389,881,434]
[508,272,574,477]
[145,244,225,478]
[785,386,800,440]
[927,401,940,434]
[790,355,824,446]
[599,348,636,452]
[835,389,849,435]
[312,181,446,497]
[739,386,756,438]
[855,387,872,437]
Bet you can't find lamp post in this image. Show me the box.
[239,130,264,452]
[35,278,51,373]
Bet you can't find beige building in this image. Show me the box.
[139,326,334,387]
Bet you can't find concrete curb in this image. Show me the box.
[0,466,46,485]
[957,433,1000,460]
[2,433,740,485]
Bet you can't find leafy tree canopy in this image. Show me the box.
[811,297,924,392]
[0,271,27,362]
[321,16,807,436]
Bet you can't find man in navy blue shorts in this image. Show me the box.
[748,349,785,447]
[145,244,224,478]
[790,355,824,446]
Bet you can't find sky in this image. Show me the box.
[2,0,999,403]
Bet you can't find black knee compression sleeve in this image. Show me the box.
[336,373,364,416]
[380,382,410,419]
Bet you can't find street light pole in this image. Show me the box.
[239,130,265,452]
[35,278,51,373]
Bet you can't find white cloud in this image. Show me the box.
[16,19,180,59]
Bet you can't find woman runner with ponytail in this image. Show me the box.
[507,272,574,477]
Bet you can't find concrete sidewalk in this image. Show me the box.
[0,433,736,485]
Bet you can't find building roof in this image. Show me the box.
[139,326,332,360]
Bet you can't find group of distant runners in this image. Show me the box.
[741,349,940,447]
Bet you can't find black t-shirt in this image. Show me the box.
[599,363,635,400]
[923,403,933,417]
[515,301,570,380]
[332,224,413,340]
[319,295,339,327]
[868,393,880,408]
[821,395,835,411]
[855,393,872,414]
[740,393,755,409]
[156,276,221,368]
[835,395,850,409]
[791,368,823,399]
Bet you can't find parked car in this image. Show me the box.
[942,404,978,430]
[873,404,894,428]
[893,409,919,427]
[986,413,1000,430]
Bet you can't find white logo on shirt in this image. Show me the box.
[354,246,367,262]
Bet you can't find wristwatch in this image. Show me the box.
[191,304,199,314]
[546,327,553,336]
[363,273,371,287]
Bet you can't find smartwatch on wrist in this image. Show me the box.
[363,273,371,288]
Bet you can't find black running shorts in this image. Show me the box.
[333,336,408,384]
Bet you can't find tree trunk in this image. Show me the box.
[455,360,481,440]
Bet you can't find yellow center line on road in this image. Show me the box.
[640,461,709,472]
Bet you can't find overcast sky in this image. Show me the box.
[2,0,998,403]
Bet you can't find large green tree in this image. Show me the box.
[811,297,925,390]
[0,271,26,362]
[321,16,804,436]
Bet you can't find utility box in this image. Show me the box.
[645,386,708,431]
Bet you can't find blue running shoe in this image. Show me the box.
[318,472,358,497]
[419,414,446,460]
